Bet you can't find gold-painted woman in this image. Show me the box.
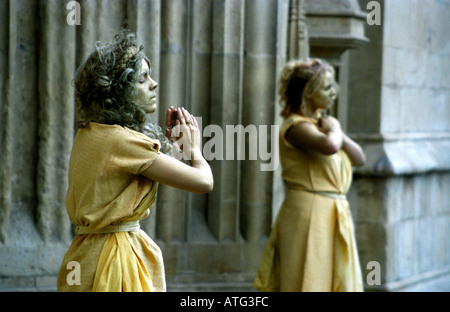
[254,59,366,292]
[57,30,213,292]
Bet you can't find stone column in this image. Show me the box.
[0,0,13,242]
[287,0,309,60]
[184,0,213,242]
[77,0,128,64]
[37,0,76,242]
[157,0,189,243]
[207,0,244,242]
[240,0,278,243]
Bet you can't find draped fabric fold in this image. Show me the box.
[332,198,363,292]
[254,193,363,292]
[92,232,154,292]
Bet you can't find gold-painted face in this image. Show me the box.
[310,70,338,110]
[134,60,158,113]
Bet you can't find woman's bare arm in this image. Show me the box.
[341,132,366,167]
[141,151,213,194]
[285,115,343,155]
[285,115,366,167]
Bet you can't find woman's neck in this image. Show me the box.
[301,105,315,118]
[299,101,322,119]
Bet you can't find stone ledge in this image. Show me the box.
[351,132,450,176]
[166,272,257,292]
[305,0,369,50]
[0,275,57,292]
[365,267,450,292]
[304,0,367,18]
[167,281,255,292]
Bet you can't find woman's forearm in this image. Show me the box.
[342,133,366,167]
[189,149,214,192]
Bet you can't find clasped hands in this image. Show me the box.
[164,106,201,161]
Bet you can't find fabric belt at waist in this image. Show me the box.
[76,221,140,235]
[289,187,347,201]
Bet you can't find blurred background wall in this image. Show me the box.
[0,0,449,291]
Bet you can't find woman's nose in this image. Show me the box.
[150,79,158,90]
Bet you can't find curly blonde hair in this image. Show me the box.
[74,29,171,154]
[278,58,337,118]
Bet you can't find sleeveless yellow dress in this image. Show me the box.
[254,114,363,292]
[57,122,166,292]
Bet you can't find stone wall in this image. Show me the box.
[1,0,448,292]
[0,0,289,291]
[345,0,450,291]
[0,0,124,291]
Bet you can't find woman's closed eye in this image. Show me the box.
[139,72,149,84]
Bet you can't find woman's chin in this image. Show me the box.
[144,103,157,114]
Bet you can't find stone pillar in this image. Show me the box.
[184,0,213,242]
[37,0,76,242]
[157,0,189,243]
[287,0,309,60]
[77,0,128,64]
[0,0,14,242]
[207,0,244,243]
[240,0,278,243]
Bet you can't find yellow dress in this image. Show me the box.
[254,114,363,292]
[57,122,166,292]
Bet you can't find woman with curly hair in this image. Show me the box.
[57,29,213,292]
[254,58,366,292]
